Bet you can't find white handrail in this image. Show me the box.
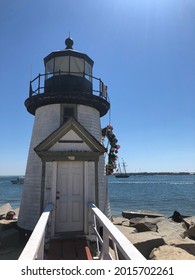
[19,203,53,260]
[88,202,146,260]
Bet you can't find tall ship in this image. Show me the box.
[115,159,129,178]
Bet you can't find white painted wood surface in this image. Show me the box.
[56,161,84,232]
[19,203,53,260]
[88,202,146,260]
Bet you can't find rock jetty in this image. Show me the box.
[1,203,195,260]
[113,211,195,260]
[0,203,26,259]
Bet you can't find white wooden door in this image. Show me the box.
[56,161,84,233]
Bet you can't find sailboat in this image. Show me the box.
[115,159,129,178]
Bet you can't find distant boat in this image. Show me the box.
[10,177,24,184]
[115,159,129,178]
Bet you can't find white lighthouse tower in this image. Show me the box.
[18,38,110,236]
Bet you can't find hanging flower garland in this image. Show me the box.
[102,125,120,175]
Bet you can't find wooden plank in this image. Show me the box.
[47,240,62,260]
[75,238,93,260]
[75,238,87,260]
[62,239,77,260]
[48,237,93,260]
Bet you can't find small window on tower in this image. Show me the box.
[63,107,75,123]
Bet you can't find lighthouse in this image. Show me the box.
[17,38,110,236]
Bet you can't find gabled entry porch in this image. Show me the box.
[34,117,106,236]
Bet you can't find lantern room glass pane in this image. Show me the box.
[85,61,92,81]
[54,56,69,74]
[45,58,54,79]
[70,57,84,76]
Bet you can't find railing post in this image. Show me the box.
[99,79,102,96]
[112,241,119,260]
[38,73,41,94]
[29,81,33,97]
[93,215,100,256]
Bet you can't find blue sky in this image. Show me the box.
[0,0,194,175]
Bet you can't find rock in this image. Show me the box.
[5,211,17,220]
[182,217,195,238]
[122,210,164,219]
[168,238,195,256]
[0,203,13,216]
[169,210,191,221]
[129,216,165,226]
[183,216,195,224]
[115,224,137,236]
[129,217,165,233]
[0,204,19,232]
[121,219,130,227]
[156,219,185,242]
[125,231,165,259]
[135,222,157,232]
[186,223,195,239]
[170,211,185,222]
[113,215,195,259]
[149,245,195,260]
[112,217,129,226]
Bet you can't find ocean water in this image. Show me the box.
[0,176,23,209]
[108,175,195,217]
[0,175,195,218]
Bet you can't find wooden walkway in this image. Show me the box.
[47,237,93,260]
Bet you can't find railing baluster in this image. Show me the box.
[38,74,41,94]
[93,214,100,256]
[102,228,112,260]
[112,241,119,260]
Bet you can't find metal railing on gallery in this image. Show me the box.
[29,71,108,100]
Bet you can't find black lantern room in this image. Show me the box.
[25,38,110,117]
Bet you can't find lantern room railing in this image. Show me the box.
[29,71,108,101]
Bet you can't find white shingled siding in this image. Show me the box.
[78,105,101,141]
[18,104,61,230]
[77,105,109,215]
[18,103,110,231]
